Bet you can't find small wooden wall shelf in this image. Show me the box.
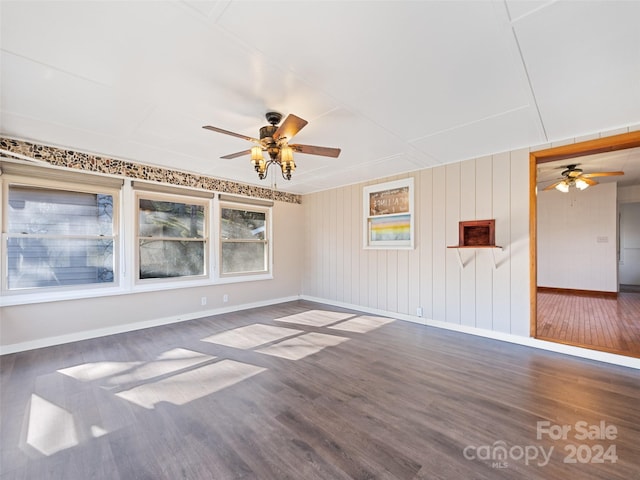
[457,219,496,247]
[448,219,501,268]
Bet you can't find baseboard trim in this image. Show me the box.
[537,286,618,298]
[300,295,640,370]
[0,295,301,355]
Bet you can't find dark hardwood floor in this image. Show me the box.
[536,291,640,357]
[1,300,639,479]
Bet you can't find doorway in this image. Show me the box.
[530,131,640,358]
[620,202,640,291]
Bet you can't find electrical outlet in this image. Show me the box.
[223,294,228,303]
[201,296,207,306]
[416,307,423,317]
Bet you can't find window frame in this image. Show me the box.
[0,163,277,306]
[1,174,121,296]
[134,190,210,285]
[218,201,271,279]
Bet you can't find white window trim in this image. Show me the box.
[0,166,276,306]
[133,189,210,285]
[216,200,272,280]
[1,172,122,298]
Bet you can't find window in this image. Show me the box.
[220,205,269,276]
[5,185,116,290]
[137,194,208,280]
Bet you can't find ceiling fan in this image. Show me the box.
[543,164,624,193]
[203,112,341,180]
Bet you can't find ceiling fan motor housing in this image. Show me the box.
[259,125,278,140]
[265,111,282,125]
[562,164,583,178]
[259,125,280,160]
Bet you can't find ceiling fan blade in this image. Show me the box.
[221,149,252,159]
[290,144,341,158]
[580,177,598,186]
[582,171,624,178]
[202,125,260,143]
[273,114,308,142]
[543,181,563,191]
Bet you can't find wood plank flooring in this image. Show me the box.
[536,291,640,357]
[1,300,639,479]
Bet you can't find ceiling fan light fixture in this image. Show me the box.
[281,162,295,180]
[256,158,267,179]
[250,145,263,165]
[280,145,293,163]
[575,178,589,190]
[279,146,295,180]
[555,181,570,193]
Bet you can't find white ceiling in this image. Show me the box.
[1,1,639,194]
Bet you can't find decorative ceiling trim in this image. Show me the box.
[0,137,301,204]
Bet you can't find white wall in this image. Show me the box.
[302,149,531,337]
[0,201,303,350]
[618,184,640,204]
[537,182,617,292]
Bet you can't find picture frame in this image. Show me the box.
[363,177,414,249]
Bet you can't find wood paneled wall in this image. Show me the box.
[303,149,531,337]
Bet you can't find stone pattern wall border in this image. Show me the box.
[0,137,301,204]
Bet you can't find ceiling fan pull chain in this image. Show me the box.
[270,165,277,197]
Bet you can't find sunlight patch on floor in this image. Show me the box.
[90,425,108,438]
[24,394,79,456]
[257,332,348,360]
[115,360,266,409]
[108,348,214,386]
[59,348,214,386]
[202,324,303,349]
[274,310,355,327]
[58,360,140,382]
[328,315,395,333]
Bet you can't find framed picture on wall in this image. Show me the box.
[363,178,414,249]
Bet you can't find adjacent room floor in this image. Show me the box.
[1,300,639,479]
[536,290,640,357]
